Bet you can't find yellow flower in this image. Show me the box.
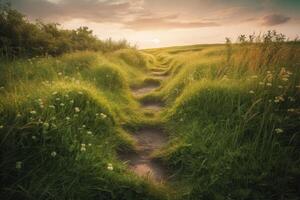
[107,163,113,171]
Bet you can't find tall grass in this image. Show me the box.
[147,33,300,199]
[0,50,166,199]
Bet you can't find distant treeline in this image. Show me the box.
[0,2,134,58]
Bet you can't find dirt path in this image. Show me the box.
[119,66,169,182]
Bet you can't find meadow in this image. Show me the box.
[1,30,300,200]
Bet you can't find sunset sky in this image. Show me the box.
[10,0,300,48]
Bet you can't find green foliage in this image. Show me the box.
[0,3,133,58]
[144,34,300,199]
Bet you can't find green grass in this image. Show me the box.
[1,39,300,200]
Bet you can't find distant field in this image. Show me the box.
[1,37,300,200]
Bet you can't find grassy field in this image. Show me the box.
[1,37,300,199]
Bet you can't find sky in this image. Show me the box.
[10,0,300,48]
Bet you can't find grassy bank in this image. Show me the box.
[145,37,300,199]
[0,50,168,199]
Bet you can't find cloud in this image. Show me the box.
[261,14,291,26]
[11,0,140,22]
[124,15,219,30]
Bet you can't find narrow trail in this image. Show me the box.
[119,64,170,182]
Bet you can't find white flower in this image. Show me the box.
[88,143,92,146]
[60,103,65,107]
[249,90,255,94]
[66,117,71,120]
[100,113,107,119]
[75,107,80,112]
[16,161,22,169]
[52,91,58,95]
[49,105,55,109]
[30,110,37,115]
[16,113,21,117]
[32,135,37,140]
[278,85,283,89]
[282,78,288,82]
[58,72,62,76]
[266,83,272,87]
[81,143,86,147]
[78,91,83,95]
[287,108,295,112]
[80,146,86,152]
[87,131,93,135]
[43,122,49,128]
[70,100,74,104]
[82,125,86,128]
[107,163,113,171]
[0,125,3,129]
[56,98,60,101]
[275,128,283,134]
[51,151,57,157]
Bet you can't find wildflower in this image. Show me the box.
[282,78,288,82]
[58,72,62,76]
[274,96,284,103]
[30,110,37,115]
[52,91,58,95]
[66,117,71,121]
[100,113,107,119]
[249,90,255,94]
[56,98,60,101]
[278,85,283,89]
[0,125,3,129]
[274,128,283,134]
[49,105,55,109]
[251,75,258,79]
[65,94,69,98]
[51,151,57,157]
[78,91,83,95]
[40,104,44,109]
[95,113,99,116]
[80,146,86,152]
[16,113,21,117]
[267,71,271,74]
[82,124,86,128]
[60,103,65,107]
[16,161,22,169]
[266,83,272,87]
[180,118,184,122]
[75,107,80,112]
[0,86,4,90]
[43,122,49,128]
[87,131,93,135]
[107,163,113,171]
[88,143,92,146]
[296,85,300,89]
[287,108,295,112]
[32,135,37,140]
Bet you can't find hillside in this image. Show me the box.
[1,37,300,200]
